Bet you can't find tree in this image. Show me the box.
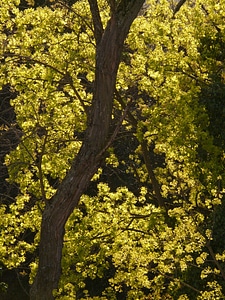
[1,0,225,299]
[31,1,148,299]
[2,0,146,299]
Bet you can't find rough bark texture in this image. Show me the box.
[30,1,145,299]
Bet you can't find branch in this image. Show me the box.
[88,0,104,44]
[16,269,30,297]
[173,0,187,16]
[96,102,130,159]
[116,0,145,34]
[115,90,165,208]
[121,227,150,235]
[141,140,165,208]
[3,53,89,116]
[161,272,201,294]
[206,242,225,281]
[115,89,137,126]
[201,4,221,33]
[129,212,153,219]
[56,0,95,35]
[3,53,65,75]
[36,134,48,203]
[107,0,116,14]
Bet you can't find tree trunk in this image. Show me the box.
[30,1,145,299]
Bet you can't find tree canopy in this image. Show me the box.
[0,0,225,299]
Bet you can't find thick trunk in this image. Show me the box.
[30,147,108,300]
[30,1,145,299]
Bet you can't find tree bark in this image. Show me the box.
[30,1,145,299]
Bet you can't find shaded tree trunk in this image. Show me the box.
[30,1,145,299]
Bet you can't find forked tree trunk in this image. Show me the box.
[30,1,145,299]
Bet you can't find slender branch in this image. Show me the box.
[141,140,165,208]
[161,272,201,294]
[206,242,225,281]
[64,232,111,242]
[173,0,187,16]
[121,227,149,235]
[201,4,221,33]
[0,193,16,202]
[56,0,95,35]
[4,52,90,115]
[3,53,65,75]
[96,103,130,159]
[115,89,137,125]
[115,89,165,208]
[105,165,128,186]
[129,212,153,219]
[68,81,90,114]
[16,269,30,297]
[37,134,48,203]
[186,209,225,281]
[20,139,36,162]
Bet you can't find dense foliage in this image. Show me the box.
[1,0,225,299]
